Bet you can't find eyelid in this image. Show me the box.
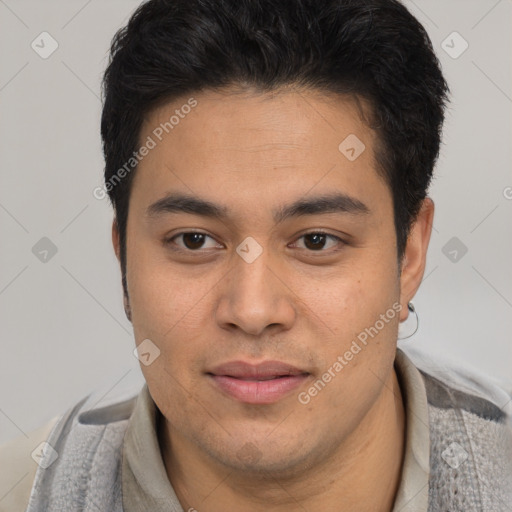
[164,230,221,251]
[290,230,345,251]
[164,229,347,253]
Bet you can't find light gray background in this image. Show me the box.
[0,0,511,446]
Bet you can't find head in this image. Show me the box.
[101,0,448,476]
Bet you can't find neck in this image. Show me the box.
[159,368,406,512]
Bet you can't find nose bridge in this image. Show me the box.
[232,242,277,310]
[217,238,294,335]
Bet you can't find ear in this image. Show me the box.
[112,218,132,322]
[398,198,435,321]
[112,218,121,263]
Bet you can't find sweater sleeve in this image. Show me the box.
[0,416,61,512]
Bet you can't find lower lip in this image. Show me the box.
[208,374,309,404]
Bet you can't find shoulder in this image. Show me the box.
[401,344,512,425]
[401,345,512,510]
[0,378,143,512]
[0,416,60,512]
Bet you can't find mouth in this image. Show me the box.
[206,360,311,404]
[223,375,295,381]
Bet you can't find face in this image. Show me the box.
[115,87,415,476]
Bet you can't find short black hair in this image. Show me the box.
[101,0,449,294]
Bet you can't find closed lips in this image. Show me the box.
[207,360,310,380]
[230,375,291,381]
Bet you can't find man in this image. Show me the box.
[1,0,511,510]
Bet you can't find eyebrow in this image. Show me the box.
[145,191,370,224]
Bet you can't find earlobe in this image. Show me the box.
[398,198,435,321]
[123,290,132,322]
[111,218,132,322]
[112,219,121,263]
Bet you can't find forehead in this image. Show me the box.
[142,86,374,150]
[131,87,391,224]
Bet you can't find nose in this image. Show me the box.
[215,242,296,337]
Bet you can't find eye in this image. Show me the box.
[164,230,345,253]
[165,232,221,251]
[291,231,345,252]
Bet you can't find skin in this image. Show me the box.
[112,86,434,511]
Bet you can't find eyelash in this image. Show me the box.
[163,230,346,254]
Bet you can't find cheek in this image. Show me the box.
[299,275,400,435]
[302,253,399,342]
[128,244,398,336]
[127,238,200,327]
[125,249,208,383]
[126,222,399,355]
[128,254,211,401]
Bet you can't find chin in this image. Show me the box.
[201,434,321,479]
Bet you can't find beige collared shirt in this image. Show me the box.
[122,348,431,511]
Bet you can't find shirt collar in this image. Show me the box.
[122,382,183,511]
[122,348,430,512]
[391,347,430,512]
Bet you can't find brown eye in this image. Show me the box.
[303,233,328,250]
[181,233,206,250]
[165,232,220,251]
[293,232,344,252]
